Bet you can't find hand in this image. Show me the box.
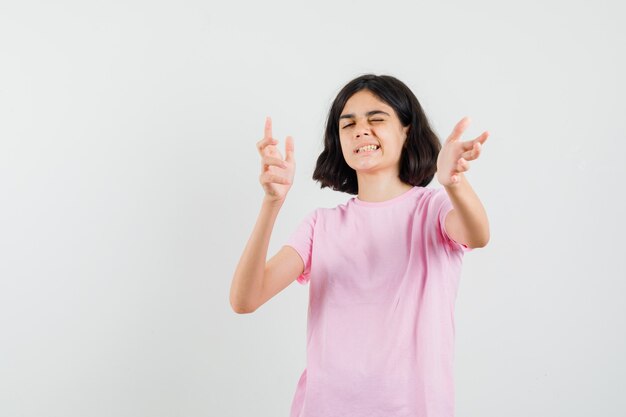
[436,116,489,187]
[257,116,295,202]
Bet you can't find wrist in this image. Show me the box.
[262,196,286,207]
[443,173,466,191]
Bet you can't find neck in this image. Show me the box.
[356,172,413,202]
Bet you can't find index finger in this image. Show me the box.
[264,116,272,140]
[461,131,489,151]
[445,116,471,144]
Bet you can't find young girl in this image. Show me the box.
[230,74,490,417]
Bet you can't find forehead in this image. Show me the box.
[342,90,392,113]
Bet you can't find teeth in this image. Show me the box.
[357,145,379,153]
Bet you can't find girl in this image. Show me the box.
[230,74,490,417]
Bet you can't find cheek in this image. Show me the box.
[339,142,353,159]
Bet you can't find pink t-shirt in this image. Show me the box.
[285,186,473,417]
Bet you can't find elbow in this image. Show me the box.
[231,303,253,314]
[230,298,256,315]
[472,224,490,248]
[233,306,255,314]
[482,230,491,247]
[465,230,490,249]
[471,233,490,249]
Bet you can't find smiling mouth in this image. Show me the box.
[354,144,381,154]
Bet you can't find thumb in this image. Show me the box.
[284,136,295,163]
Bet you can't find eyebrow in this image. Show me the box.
[339,110,391,120]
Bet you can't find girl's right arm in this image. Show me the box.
[229,117,296,313]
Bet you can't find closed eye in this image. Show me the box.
[341,119,385,129]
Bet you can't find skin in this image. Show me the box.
[256,91,490,248]
[436,116,491,248]
[339,89,490,248]
[338,89,413,202]
[256,116,294,204]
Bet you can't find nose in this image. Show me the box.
[354,119,371,138]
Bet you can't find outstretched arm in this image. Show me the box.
[436,117,490,248]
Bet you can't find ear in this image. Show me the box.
[402,126,410,146]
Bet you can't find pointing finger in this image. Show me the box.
[445,116,471,144]
[460,131,489,152]
[264,116,272,140]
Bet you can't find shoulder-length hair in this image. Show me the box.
[312,74,441,195]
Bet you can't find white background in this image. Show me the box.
[1,0,625,416]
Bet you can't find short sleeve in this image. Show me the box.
[285,209,317,285]
[433,188,473,253]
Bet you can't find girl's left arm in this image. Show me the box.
[436,117,491,249]
[444,174,490,248]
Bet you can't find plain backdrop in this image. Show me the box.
[1,0,625,416]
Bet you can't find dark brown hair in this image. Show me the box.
[312,74,441,195]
